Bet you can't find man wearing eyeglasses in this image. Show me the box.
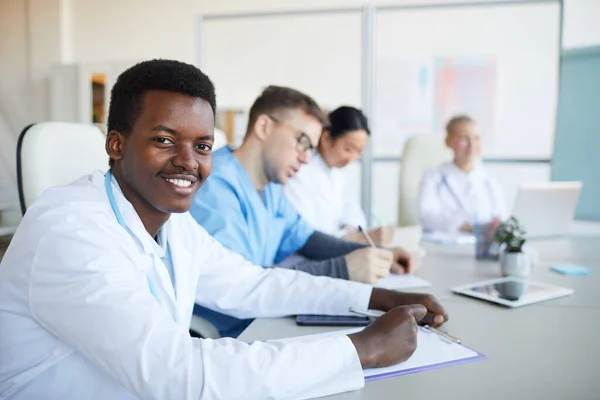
[190,85,413,338]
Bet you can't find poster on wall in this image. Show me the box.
[373,55,497,157]
[434,56,497,148]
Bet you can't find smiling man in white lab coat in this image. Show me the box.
[0,59,448,400]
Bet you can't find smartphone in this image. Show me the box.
[296,314,371,327]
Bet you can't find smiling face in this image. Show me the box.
[106,90,215,217]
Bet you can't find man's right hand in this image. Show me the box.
[347,305,427,368]
[345,248,393,284]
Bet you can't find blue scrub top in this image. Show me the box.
[189,146,315,337]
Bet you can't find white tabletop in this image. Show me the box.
[238,235,600,399]
[418,236,600,308]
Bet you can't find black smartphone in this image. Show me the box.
[296,314,370,327]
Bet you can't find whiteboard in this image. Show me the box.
[201,12,362,112]
[372,2,561,159]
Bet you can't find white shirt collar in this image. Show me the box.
[96,170,169,257]
[443,161,486,180]
[312,151,331,172]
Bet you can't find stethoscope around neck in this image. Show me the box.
[439,173,495,216]
[104,170,162,303]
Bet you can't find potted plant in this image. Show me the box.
[495,217,532,277]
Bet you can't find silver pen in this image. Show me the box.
[422,325,462,344]
[349,307,384,318]
[358,226,377,248]
[350,307,462,344]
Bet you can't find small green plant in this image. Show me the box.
[495,217,527,253]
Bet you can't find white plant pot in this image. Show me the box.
[500,251,532,278]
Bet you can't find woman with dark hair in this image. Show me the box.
[284,106,380,240]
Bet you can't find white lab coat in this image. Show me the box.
[284,153,366,236]
[419,162,508,232]
[0,171,371,400]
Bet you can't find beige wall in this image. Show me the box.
[68,0,371,64]
[1,0,599,181]
[0,0,61,133]
[0,0,61,188]
[68,0,600,66]
[2,0,599,129]
[0,0,31,135]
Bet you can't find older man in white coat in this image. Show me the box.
[419,115,508,233]
[0,59,448,400]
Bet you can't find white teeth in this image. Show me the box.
[166,178,192,188]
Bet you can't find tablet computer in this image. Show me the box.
[296,314,370,327]
[451,277,574,307]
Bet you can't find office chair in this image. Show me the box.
[397,135,453,226]
[16,122,108,214]
[213,128,227,151]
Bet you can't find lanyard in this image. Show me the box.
[104,170,163,303]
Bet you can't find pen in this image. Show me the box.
[422,325,462,344]
[358,225,377,248]
[350,307,462,344]
[349,307,384,318]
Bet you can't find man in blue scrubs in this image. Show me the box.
[190,86,413,337]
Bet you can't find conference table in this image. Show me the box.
[238,233,600,400]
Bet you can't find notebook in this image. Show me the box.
[273,326,485,381]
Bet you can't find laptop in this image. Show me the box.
[512,182,582,238]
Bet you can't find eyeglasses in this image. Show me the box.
[267,115,315,154]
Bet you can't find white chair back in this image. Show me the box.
[398,135,453,226]
[213,128,228,150]
[17,122,108,213]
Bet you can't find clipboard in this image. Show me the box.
[363,326,486,381]
[273,325,486,381]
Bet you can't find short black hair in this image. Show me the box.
[108,59,216,135]
[327,106,370,140]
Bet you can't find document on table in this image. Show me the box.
[274,326,486,381]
